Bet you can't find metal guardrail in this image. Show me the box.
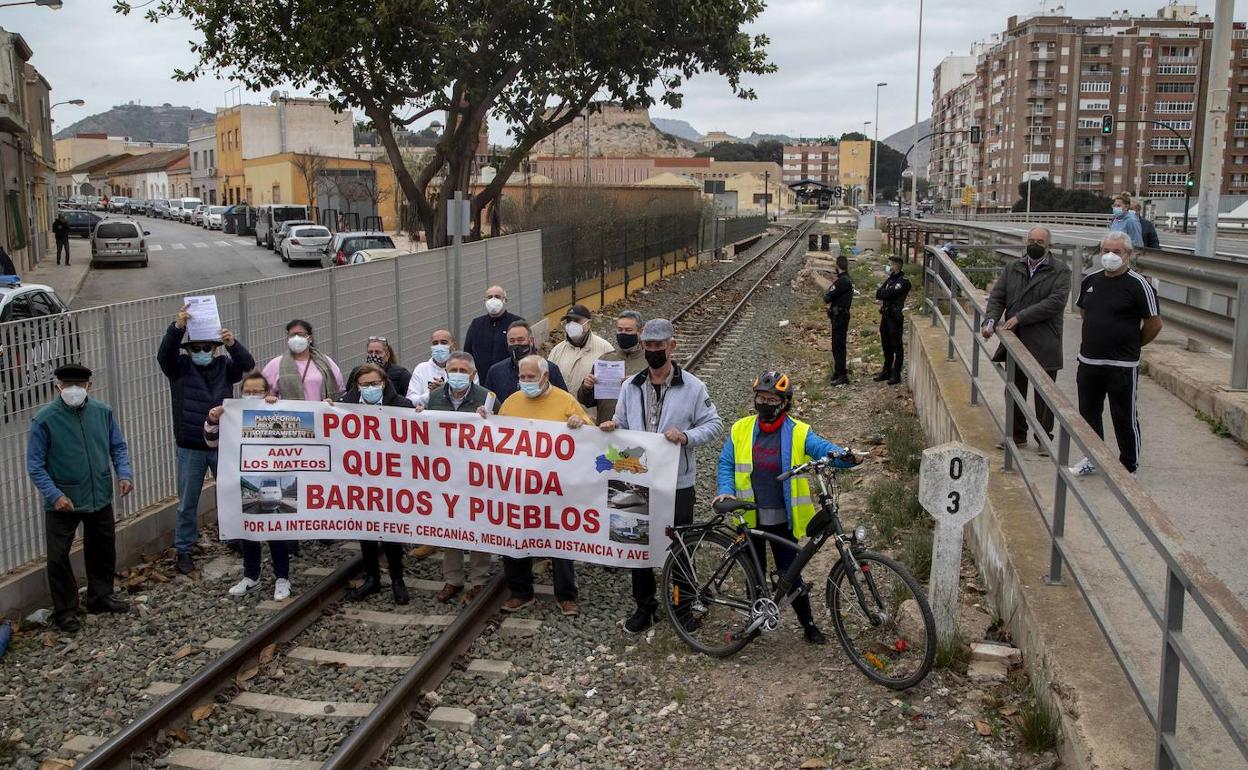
[938,207,1248,235]
[0,232,543,576]
[920,244,1248,769]
[885,217,1248,389]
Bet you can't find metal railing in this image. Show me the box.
[0,232,543,576]
[920,244,1247,769]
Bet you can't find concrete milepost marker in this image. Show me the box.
[917,441,989,645]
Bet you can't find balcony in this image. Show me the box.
[1023,153,1051,165]
[1027,125,1053,135]
[1079,70,1113,79]
[1074,163,1104,172]
[1158,56,1196,64]
[1029,49,1056,60]
[1030,88,1056,99]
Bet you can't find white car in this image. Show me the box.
[347,248,405,265]
[281,225,333,265]
[204,206,227,230]
[0,280,75,419]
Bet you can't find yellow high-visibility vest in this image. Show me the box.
[731,415,818,537]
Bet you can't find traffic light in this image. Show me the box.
[1101,114,1114,135]
[1186,174,1195,189]
[969,126,981,144]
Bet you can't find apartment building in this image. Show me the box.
[781,143,839,187]
[188,122,218,204]
[0,27,56,271]
[929,5,1248,211]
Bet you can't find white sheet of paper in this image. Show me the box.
[593,359,626,400]
[183,295,222,342]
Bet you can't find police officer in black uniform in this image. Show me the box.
[875,255,911,385]
[823,255,853,386]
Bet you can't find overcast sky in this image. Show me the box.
[9,1,1248,144]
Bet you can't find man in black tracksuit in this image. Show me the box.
[823,255,853,386]
[875,256,911,385]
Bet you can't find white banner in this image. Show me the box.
[217,400,680,568]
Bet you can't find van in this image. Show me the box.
[255,204,311,249]
[176,197,203,223]
[90,218,150,267]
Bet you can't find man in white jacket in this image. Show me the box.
[548,304,614,420]
[407,328,477,406]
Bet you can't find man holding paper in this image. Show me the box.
[548,304,613,419]
[577,310,647,425]
[159,299,255,574]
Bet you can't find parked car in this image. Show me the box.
[255,204,311,249]
[57,208,101,238]
[107,196,130,213]
[271,219,315,252]
[281,224,333,265]
[0,280,79,420]
[176,198,203,222]
[192,204,210,227]
[204,206,228,230]
[347,248,405,265]
[326,232,397,266]
[90,218,150,267]
[166,199,184,220]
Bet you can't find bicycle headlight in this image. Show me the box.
[854,526,868,545]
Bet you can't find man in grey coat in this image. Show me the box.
[981,226,1071,456]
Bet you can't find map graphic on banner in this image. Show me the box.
[217,400,681,568]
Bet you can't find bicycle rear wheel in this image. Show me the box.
[826,549,935,689]
[661,529,761,657]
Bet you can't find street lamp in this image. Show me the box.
[911,0,924,218]
[872,82,887,210]
[0,0,63,8]
[51,99,84,109]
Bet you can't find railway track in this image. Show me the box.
[72,214,822,770]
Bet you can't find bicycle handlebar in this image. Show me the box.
[776,450,866,482]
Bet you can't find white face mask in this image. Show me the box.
[287,335,310,354]
[485,297,505,316]
[1100,252,1125,272]
[60,386,87,408]
[565,321,586,343]
[242,393,265,400]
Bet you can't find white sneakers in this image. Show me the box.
[1069,458,1098,477]
[228,577,258,596]
[228,576,293,600]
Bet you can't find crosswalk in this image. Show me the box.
[147,239,254,253]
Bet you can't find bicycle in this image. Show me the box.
[661,453,937,690]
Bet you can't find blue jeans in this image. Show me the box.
[176,447,218,554]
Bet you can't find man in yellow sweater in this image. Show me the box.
[497,355,591,615]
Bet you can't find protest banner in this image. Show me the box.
[217,400,680,568]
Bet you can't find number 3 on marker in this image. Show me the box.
[946,490,961,514]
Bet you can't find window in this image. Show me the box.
[1156,82,1196,93]
[95,222,141,239]
[29,292,61,316]
[1151,137,1185,149]
[1161,45,1193,58]
[1157,120,1193,132]
[1156,64,1198,75]
[3,294,32,322]
[1081,81,1111,93]
[1079,99,1110,111]
[1236,120,1248,136]
[1154,101,1194,113]
[1077,118,1102,129]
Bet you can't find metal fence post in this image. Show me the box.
[393,257,404,363]
[946,280,957,363]
[970,307,982,405]
[236,282,249,350]
[1046,428,1070,585]
[1003,355,1016,472]
[1232,278,1248,390]
[101,308,127,426]
[1154,571,1186,770]
[327,268,341,361]
[623,228,630,299]
[569,229,578,305]
[599,237,607,307]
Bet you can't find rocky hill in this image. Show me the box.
[532,103,701,158]
[53,103,214,144]
[883,119,932,179]
[651,117,700,142]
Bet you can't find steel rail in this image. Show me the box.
[74,555,364,770]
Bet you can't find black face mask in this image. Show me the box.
[644,349,668,370]
[616,333,639,350]
[1025,243,1047,261]
[510,344,531,363]
[755,400,783,423]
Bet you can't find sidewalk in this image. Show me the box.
[1138,330,1248,444]
[25,240,91,306]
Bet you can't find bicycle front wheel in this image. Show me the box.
[661,529,761,657]
[826,549,935,689]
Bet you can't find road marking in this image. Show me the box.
[193,242,208,248]
[215,240,230,247]
[172,243,186,250]
[149,244,164,251]
[233,239,250,245]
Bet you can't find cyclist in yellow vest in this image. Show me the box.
[714,371,859,644]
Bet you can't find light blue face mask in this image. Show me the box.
[446,372,471,391]
[1112,206,1124,217]
[431,344,451,364]
[360,384,384,404]
[190,351,213,367]
[519,381,543,398]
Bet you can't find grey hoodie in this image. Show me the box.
[612,364,722,489]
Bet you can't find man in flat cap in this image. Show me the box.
[27,363,134,633]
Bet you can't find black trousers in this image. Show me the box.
[503,555,578,602]
[1076,363,1141,472]
[749,521,816,628]
[45,504,116,619]
[830,311,850,378]
[632,485,695,612]
[242,540,290,580]
[879,309,905,376]
[360,541,405,582]
[55,239,70,264]
[1010,367,1058,445]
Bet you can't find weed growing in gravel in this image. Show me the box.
[884,415,925,475]
[902,524,934,581]
[869,478,924,540]
[1196,410,1233,439]
[935,634,971,670]
[1017,685,1060,752]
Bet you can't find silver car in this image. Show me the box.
[90,218,150,267]
[281,225,333,265]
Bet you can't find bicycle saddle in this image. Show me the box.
[713,498,758,514]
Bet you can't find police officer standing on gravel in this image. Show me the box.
[824,255,853,386]
[875,256,911,385]
[27,364,134,633]
[600,319,722,633]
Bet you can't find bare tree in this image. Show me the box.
[290,151,329,222]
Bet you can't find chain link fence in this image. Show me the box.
[0,232,542,575]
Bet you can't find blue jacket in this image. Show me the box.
[462,310,523,375]
[157,322,255,450]
[484,357,568,404]
[1109,212,1143,248]
[27,397,132,511]
[716,416,853,513]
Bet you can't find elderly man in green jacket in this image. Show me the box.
[27,363,134,633]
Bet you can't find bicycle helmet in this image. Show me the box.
[752,371,793,407]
